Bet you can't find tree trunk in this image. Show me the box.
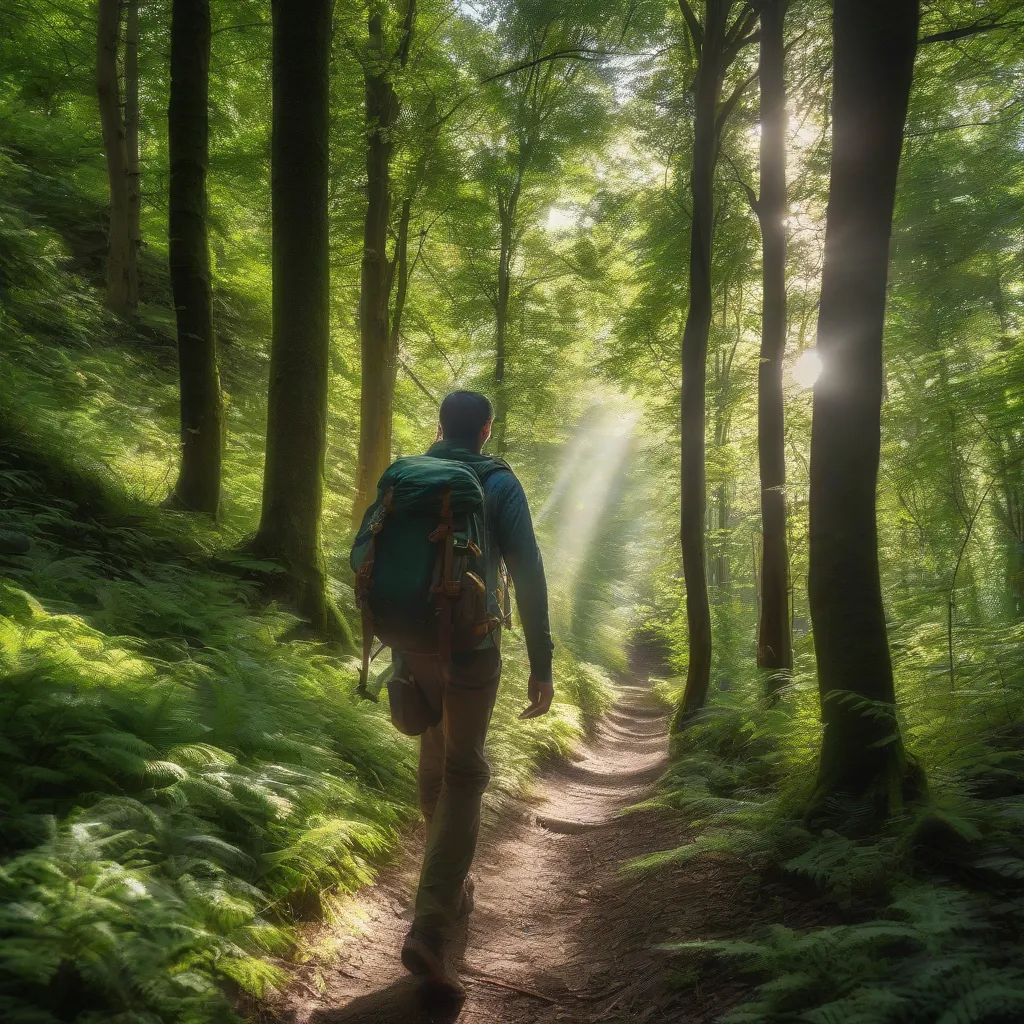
[492,190,517,454]
[807,0,923,823]
[755,0,793,682]
[96,0,138,314]
[1007,537,1024,618]
[390,197,413,353]
[994,475,1024,619]
[715,480,730,593]
[166,0,222,516]
[124,0,142,272]
[673,1,732,731]
[255,0,351,647]
[352,2,416,530]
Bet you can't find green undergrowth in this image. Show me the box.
[0,186,616,1021]
[633,616,1024,1023]
[0,430,611,1023]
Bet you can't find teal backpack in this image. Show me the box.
[350,453,511,698]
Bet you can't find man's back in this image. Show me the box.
[425,439,553,685]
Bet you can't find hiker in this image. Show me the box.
[351,389,554,998]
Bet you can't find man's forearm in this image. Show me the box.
[495,474,554,682]
[511,562,553,682]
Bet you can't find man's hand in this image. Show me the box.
[519,674,554,720]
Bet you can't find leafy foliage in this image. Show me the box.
[672,886,1024,1024]
[3,0,1024,1021]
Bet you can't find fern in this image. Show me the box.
[669,886,1024,1024]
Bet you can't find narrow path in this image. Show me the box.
[257,682,748,1024]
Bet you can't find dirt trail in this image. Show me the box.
[258,681,753,1024]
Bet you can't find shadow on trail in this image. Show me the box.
[308,978,464,1024]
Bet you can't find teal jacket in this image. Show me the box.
[426,440,554,683]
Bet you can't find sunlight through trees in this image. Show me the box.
[2,0,1024,1019]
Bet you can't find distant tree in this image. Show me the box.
[673,0,760,730]
[96,0,138,313]
[808,0,924,822]
[754,0,794,684]
[254,0,351,646]
[351,0,418,529]
[165,0,223,516]
[124,0,141,270]
[473,0,614,451]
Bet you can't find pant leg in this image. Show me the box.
[403,655,445,827]
[418,720,444,828]
[404,648,501,937]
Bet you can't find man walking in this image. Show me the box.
[354,390,554,997]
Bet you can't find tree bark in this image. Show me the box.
[807,0,923,823]
[96,0,138,314]
[755,0,793,682]
[166,0,222,516]
[352,1,416,530]
[255,0,350,647]
[673,0,733,731]
[124,0,142,272]
[492,192,516,454]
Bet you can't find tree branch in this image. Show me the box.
[716,66,759,136]
[398,355,437,402]
[905,96,1024,137]
[921,17,1024,44]
[210,21,269,36]
[480,48,605,86]
[395,0,417,69]
[676,0,703,56]
[722,150,759,214]
[725,2,759,50]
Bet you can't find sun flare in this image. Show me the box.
[793,348,823,388]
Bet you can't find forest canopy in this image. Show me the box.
[1,0,1024,1021]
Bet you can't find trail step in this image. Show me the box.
[535,814,609,834]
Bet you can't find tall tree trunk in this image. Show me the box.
[492,185,519,455]
[96,0,138,314]
[352,1,416,530]
[755,0,793,682]
[715,480,730,592]
[673,0,732,730]
[166,0,222,515]
[255,0,350,647]
[389,197,413,353]
[1007,537,1024,618]
[124,0,142,273]
[807,0,923,823]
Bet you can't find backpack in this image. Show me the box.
[350,453,511,699]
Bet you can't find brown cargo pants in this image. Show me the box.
[401,647,502,937]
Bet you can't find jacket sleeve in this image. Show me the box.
[492,472,554,683]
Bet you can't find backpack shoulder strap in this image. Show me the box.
[475,456,513,485]
[469,457,516,630]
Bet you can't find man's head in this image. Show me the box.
[438,390,493,452]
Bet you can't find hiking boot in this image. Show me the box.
[401,928,466,999]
